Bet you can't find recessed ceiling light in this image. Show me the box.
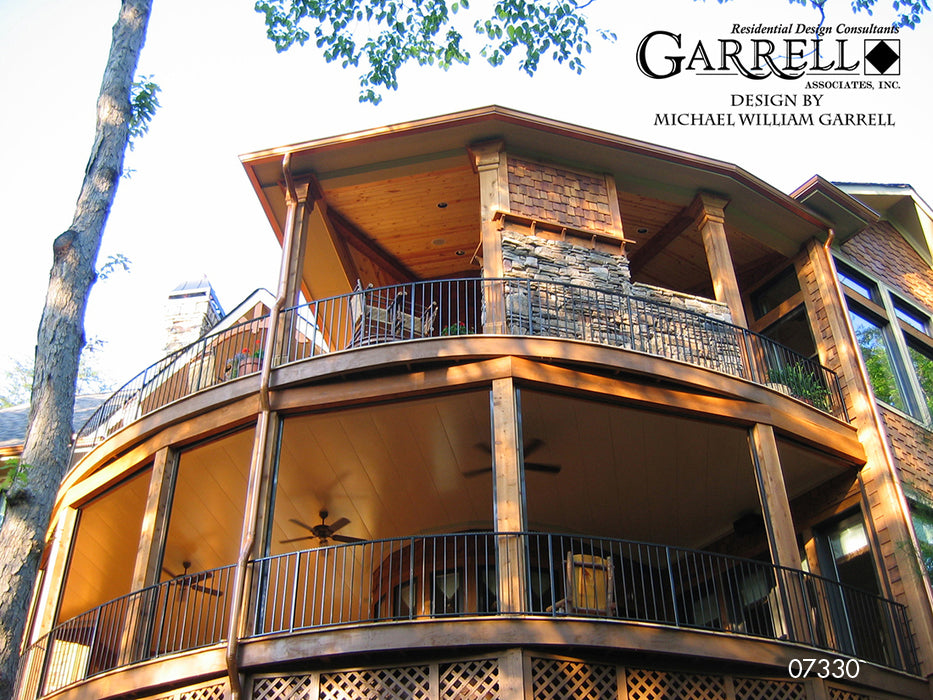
[433,238,446,247]
[637,227,649,234]
[437,201,448,209]
[455,250,466,256]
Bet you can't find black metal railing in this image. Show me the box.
[247,532,916,673]
[278,279,847,419]
[73,278,847,453]
[74,316,269,450]
[14,564,234,698]
[14,534,917,697]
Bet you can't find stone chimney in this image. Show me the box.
[162,277,224,355]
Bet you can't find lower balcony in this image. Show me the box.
[15,532,918,698]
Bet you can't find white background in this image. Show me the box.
[1,0,929,386]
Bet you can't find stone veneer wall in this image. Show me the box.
[501,231,731,322]
[500,231,737,372]
[507,157,615,233]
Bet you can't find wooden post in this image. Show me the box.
[119,447,178,663]
[282,180,312,310]
[491,378,527,613]
[470,141,508,334]
[748,423,809,643]
[498,648,526,700]
[276,180,313,364]
[691,193,748,328]
[31,508,78,644]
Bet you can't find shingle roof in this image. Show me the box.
[0,393,110,450]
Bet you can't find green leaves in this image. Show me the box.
[254,0,608,103]
[0,459,29,493]
[128,75,161,148]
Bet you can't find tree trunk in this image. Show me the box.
[0,1,152,695]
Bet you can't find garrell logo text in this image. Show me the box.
[637,30,861,79]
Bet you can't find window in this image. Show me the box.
[907,343,933,416]
[837,267,875,301]
[894,299,930,334]
[848,308,908,412]
[836,258,933,424]
[751,267,801,319]
[910,503,933,580]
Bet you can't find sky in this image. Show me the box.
[1,0,931,389]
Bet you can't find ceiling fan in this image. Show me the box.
[280,510,364,546]
[463,438,562,477]
[161,561,222,597]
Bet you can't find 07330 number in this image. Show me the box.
[788,658,860,679]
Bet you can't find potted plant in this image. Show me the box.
[440,322,471,336]
[767,362,830,410]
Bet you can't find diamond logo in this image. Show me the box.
[864,40,900,75]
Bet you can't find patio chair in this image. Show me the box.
[549,553,617,616]
[350,281,405,346]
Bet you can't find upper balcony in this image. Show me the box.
[73,276,847,459]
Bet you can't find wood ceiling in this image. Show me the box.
[314,160,787,301]
[321,163,481,283]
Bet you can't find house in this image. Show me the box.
[13,106,933,700]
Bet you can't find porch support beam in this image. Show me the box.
[281,178,313,309]
[691,193,748,328]
[749,424,799,573]
[131,447,178,590]
[491,377,527,613]
[749,423,812,644]
[117,447,178,664]
[32,507,78,643]
[470,140,508,333]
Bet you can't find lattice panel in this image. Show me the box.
[319,666,430,700]
[180,685,226,700]
[626,669,727,700]
[253,674,315,699]
[734,678,805,700]
[828,689,872,700]
[439,658,499,699]
[531,657,616,700]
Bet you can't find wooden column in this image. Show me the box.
[281,180,313,310]
[231,411,280,640]
[748,423,809,643]
[120,447,178,662]
[803,237,933,673]
[32,508,78,642]
[498,648,526,700]
[491,378,527,613]
[470,141,508,333]
[749,424,799,571]
[691,193,748,328]
[130,448,178,589]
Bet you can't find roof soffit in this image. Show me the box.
[242,106,830,258]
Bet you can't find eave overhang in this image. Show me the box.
[240,105,831,258]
